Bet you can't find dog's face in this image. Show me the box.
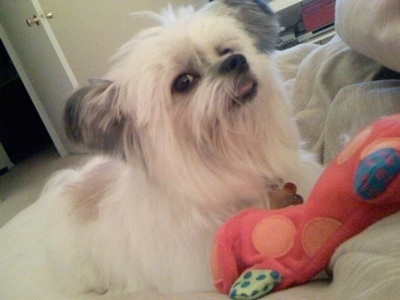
[65,1,298,193]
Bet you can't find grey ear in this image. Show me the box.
[64,80,126,157]
[219,0,280,52]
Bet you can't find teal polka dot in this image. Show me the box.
[262,284,271,292]
[256,274,267,281]
[243,271,252,279]
[240,281,251,288]
[230,289,237,298]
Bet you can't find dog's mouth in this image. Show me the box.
[232,78,258,107]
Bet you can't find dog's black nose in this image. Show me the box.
[219,54,249,75]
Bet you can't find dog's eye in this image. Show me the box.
[220,48,232,56]
[172,74,195,93]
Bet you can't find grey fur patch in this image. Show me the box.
[66,160,123,222]
[64,80,126,157]
[219,0,279,52]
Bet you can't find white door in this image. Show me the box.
[37,0,199,86]
[0,0,79,156]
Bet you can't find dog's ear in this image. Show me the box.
[218,0,280,52]
[64,80,126,157]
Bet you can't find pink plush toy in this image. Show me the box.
[211,113,400,299]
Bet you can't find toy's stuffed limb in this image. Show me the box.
[211,208,292,297]
[211,205,339,299]
[211,114,400,300]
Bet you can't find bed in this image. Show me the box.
[244,1,400,298]
[1,0,399,299]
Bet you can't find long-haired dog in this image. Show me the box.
[0,0,322,297]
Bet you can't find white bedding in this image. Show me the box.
[1,0,399,299]
[263,0,400,298]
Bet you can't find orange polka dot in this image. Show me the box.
[302,217,342,258]
[252,216,296,258]
[337,126,372,164]
[360,138,400,160]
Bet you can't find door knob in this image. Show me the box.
[26,15,40,26]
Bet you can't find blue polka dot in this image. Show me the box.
[240,281,251,288]
[355,148,400,200]
[270,271,281,280]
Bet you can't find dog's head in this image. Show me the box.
[65,1,299,186]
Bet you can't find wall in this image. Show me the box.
[39,0,207,86]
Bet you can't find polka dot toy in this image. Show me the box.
[211,114,400,299]
[229,269,282,299]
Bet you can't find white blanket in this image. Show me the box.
[264,0,400,298]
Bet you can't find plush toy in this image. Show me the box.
[211,113,400,299]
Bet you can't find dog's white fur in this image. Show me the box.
[1,1,322,297]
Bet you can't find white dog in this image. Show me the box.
[0,0,321,298]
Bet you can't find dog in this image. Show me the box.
[0,0,322,297]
